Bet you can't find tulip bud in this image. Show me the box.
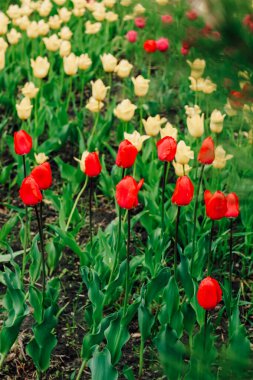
[75,151,102,177]
[135,17,146,28]
[100,53,117,72]
[114,99,137,122]
[204,190,227,220]
[142,115,167,137]
[143,39,157,53]
[187,59,206,79]
[175,140,194,165]
[116,140,138,168]
[34,152,49,164]
[86,97,104,113]
[63,53,78,76]
[161,14,173,24]
[21,82,39,99]
[156,38,169,52]
[91,79,109,101]
[31,56,50,79]
[114,59,133,78]
[210,109,226,133]
[14,130,33,155]
[172,161,192,177]
[78,54,92,70]
[171,176,194,206]
[19,176,43,206]
[126,30,138,43]
[124,130,150,152]
[116,176,144,209]
[197,277,222,310]
[156,136,177,162]
[198,137,215,165]
[31,162,52,190]
[16,97,33,120]
[131,75,150,97]
[225,193,239,218]
[187,113,204,138]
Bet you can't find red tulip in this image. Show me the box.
[225,192,240,218]
[19,176,43,206]
[85,152,102,177]
[31,162,52,190]
[161,14,173,24]
[116,176,144,209]
[197,277,222,310]
[14,130,33,155]
[198,137,215,165]
[157,136,177,162]
[135,17,146,29]
[143,40,157,53]
[171,176,194,206]
[204,190,227,220]
[116,140,138,169]
[186,10,198,20]
[156,38,169,52]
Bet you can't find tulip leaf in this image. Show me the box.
[89,346,118,380]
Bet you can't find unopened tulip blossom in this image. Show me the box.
[210,110,226,133]
[124,130,150,151]
[114,99,137,122]
[213,146,233,169]
[16,97,33,120]
[142,115,167,137]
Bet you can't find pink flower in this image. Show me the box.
[126,30,138,43]
[181,46,189,56]
[135,17,146,29]
[156,38,169,52]
[161,14,173,24]
[186,10,198,21]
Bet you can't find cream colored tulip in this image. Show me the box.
[121,0,132,5]
[15,16,30,31]
[78,54,92,70]
[100,53,117,72]
[210,109,226,133]
[114,99,137,122]
[189,77,206,92]
[0,12,9,35]
[175,140,194,165]
[131,75,150,97]
[20,5,33,17]
[184,104,201,117]
[202,78,217,94]
[187,113,204,138]
[16,97,33,120]
[133,4,145,15]
[43,34,61,52]
[58,7,72,23]
[49,15,62,30]
[0,51,5,71]
[106,12,118,22]
[7,5,21,19]
[63,53,78,76]
[213,146,233,169]
[124,130,150,151]
[123,15,134,21]
[27,21,39,39]
[238,70,250,89]
[224,100,237,117]
[38,20,50,36]
[59,26,73,40]
[114,59,133,78]
[38,0,53,17]
[173,161,192,177]
[74,151,89,172]
[22,82,39,99]
[104,0,116,8]
[160,122,178,140]
[60,40,71,57]
[31,56,50,78]
[156,0,169,4]
[86,97,104,113]
[93,8,106,22]
[187,59,206,79]
[0,38,8,53]
[73,7,86,17]
[72,0,86,9]
[142,115,167,137]
[35,152,49,164]
[91,79,109,101]
[54,0,66,5]
[85,21,102,34]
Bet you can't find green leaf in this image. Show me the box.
[105,314,130,365]
[89,346,118,380]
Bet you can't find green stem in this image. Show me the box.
[161,161,168,235]
[89,177,93,247]
[65,176,89,231]
[191,164,205,275]
[21,156,28,279]
[89,110,100,148]
[123,210,131,316]
[35,204,46,319]
[207,220,215,276]
[138,336,144,379]
[76,360,87,380]
[229,218,233,319]
[203,310,208,352]
[174,206,181,274]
